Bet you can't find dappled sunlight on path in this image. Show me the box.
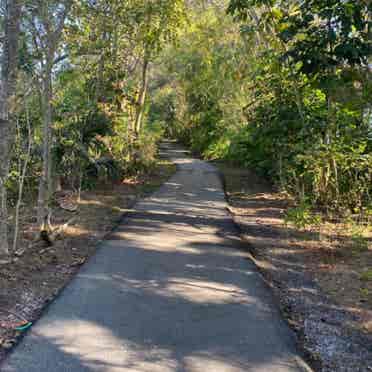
[2,142,310,372]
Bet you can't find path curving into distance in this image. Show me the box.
[1,142,311,372]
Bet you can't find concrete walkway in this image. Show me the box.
[1,143,311,372]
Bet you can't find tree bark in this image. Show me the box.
[13,104,32,252]
[134,53,150,136]
[37,61,53,232]
[34,0,72,236]
[0,0,22,260]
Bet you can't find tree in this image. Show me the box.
[127,0,187,139]
[151,0,371,213]
[25,0,72,235]
[69,0,187,164]
[228,1,372,98]
[0,0,22,261]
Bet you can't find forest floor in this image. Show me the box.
[0,159,176,361]
[215,162,372,371]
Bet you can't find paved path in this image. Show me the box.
[1,143,311,372]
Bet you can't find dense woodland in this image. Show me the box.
[0,0,371,260]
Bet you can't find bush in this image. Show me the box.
[284,201,322,230]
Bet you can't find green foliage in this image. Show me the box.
[345,217,370,253]
[150,7,247,157]
[5,0,372,229]
[284,201,322,230]
[151,0,372,217]
[228,1,372,79]
[351,233,369,254]
[5,0,187,206]
[278,1,371,77]
[360,287,370,298]
[360,270,372,282]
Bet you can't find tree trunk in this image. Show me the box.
[13,107,32,252]
[134,54,150,136]
[37,62,53,233]
[0,0,22,260]
[95,51,105,102]
[34,0,72,237]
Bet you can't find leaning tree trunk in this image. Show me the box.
[134,54,149,137]
[0,0,22,261]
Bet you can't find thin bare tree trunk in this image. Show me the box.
[13,104,32,252]
[0,0,22,260]
[34,0,72,237]
[134,54,150,136]
[37,61,53,232]
[95,51,105,102]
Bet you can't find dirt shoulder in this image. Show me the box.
[0,159,176,361]
[215,162,372,372]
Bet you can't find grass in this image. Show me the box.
[360,270,372,282]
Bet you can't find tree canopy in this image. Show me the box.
[0,0,371,257]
